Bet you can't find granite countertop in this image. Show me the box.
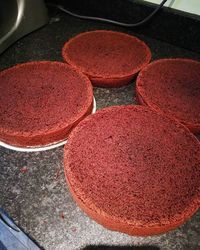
[0,10,200,250]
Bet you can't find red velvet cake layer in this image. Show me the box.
[64,105,200,236]
[0,61,93,146]
[62,30,151,87]
[136,58,200,133]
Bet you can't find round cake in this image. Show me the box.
[64,105,200,236]
[0,61,93,147]
[62,30,151,87]
[136,58,200,134]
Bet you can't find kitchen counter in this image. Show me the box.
[0,10,200,250]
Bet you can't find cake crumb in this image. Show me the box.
[60,212,65,219]
[20,166,28,173]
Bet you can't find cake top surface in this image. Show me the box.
[65,105,200,227]
[62,30,151,78]
[136,58,200,128]
[0,61,93,135]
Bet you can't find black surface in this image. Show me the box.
[0,7,200,70]
[45,0,200,52]
[0,10,200,250]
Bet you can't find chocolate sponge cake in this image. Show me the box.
[62,30,151,87]
[0,61,93,147]
[136,58,200,133]
[64,105,200,236]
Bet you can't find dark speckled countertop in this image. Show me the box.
[0,10,200,250]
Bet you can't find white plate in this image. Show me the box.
[0,97,96,152]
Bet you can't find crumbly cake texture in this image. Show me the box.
[64,105,200,236]
[62,30,151,87]
[136,58,200,133]
[0,61,93,147]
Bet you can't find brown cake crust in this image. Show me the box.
[136,58,200,133]
[64,105,200,236]
[62,30,151,87]
[0,61,93,147]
